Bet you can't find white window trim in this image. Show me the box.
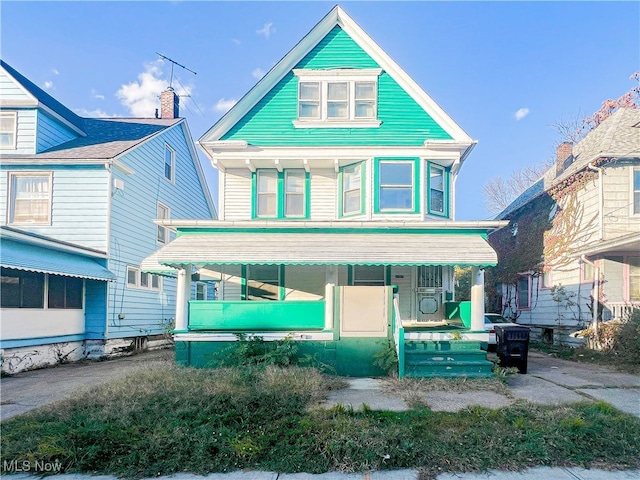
[256,170,278,218]
[8,171,53,226]
[157,202,170,244]
[293,69,382,129]
[126,265,162,291]
[284,170,306,218]
[164,144,175,184]
[195,281,207,300]
[342,162,363,216]
[0,111,17,150]
[631,167,640,217]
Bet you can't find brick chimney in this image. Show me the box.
[160,87,179,119]
[555,141,573,175]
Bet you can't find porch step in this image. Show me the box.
[405,340,485,352]
[403,340,493,378]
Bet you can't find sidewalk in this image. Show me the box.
[4,467,640,479]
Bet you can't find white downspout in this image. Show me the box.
[587,163,603,241]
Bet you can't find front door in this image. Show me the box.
[416,266,443,322]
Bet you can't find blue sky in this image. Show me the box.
[2,1,638,220]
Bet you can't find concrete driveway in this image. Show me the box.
[508,351,640,417]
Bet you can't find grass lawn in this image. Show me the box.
[2,364,640,480]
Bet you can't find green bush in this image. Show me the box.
[613,308,640,366]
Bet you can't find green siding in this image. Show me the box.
[188,300,325,331]
[175,337,388,377]
[221,26,452,146]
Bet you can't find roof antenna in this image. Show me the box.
[156,52,197,89]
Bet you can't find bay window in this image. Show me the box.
[428,164,448,216]
[340,162,364,216]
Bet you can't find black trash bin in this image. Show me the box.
[495,325,530,374]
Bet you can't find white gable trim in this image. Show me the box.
[0,65,38,106]
[199,6,473,146]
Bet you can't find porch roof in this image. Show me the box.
[141,230,499,270]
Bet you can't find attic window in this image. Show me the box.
[293,69,382,128]
[0,112,17,149]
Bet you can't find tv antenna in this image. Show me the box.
[156,52,196,89]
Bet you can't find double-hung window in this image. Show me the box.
[294,69,382,127]
[254,169,308,219]
[517,275,531,310]
[0,112,17,149]
[375,159,418,212]
[9,173,52,225]
[164,145,175,183]
[256,170,278,217]
[428,164,447,216]
[126,266,162,291]
[157,202,170,244]
[340,162,364,216]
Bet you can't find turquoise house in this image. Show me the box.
[143,6,506,377]
[0,60,216,374]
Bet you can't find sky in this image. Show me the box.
[2,1,639,220]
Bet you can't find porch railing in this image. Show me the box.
[603,302,640,321]
[392,294,405,378]
[188,300,325,331]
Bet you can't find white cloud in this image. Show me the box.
[232,38,241,46]
[91,88,105,100]
[515,107,530,121]
[252,67,266,79]
[74,108,114,118]
[214,98,237,112]
[256,22,275,39]
[51,68,59,75]
[43,81,53,90]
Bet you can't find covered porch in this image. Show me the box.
[142,220,506,377]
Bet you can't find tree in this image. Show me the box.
[482,163,550,216]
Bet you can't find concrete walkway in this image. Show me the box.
[1,349,639,480]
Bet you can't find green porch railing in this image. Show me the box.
[188,300,325,331]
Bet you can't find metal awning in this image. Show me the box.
[139,249,177,276]
[1,238,116,281]
[142,231,498,268]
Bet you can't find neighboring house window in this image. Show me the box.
[374,159,419,213]
[195,282,207,300]
[127,266,162,291]
[157,202,170,244]
[516,275,531,310]
[633,169,640,215]
[428,163,447,216]
[0,268,44,308]
[542,270,553,289]
[581,260,594,283]
[247,264,281,301]
[629,256,640,301]
[253,169,309,219]
[164,145,175,182]
[48,276,83,309]
[0,111,17,149]
[8,173,52,224]
[293,69,382,127]
[352,265,386,286]
[340,162,365,217]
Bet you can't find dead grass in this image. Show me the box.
[381,376,514,408]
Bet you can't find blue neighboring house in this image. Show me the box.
[0,60,216,374]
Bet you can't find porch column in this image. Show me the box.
[325,265,337,330]
[470,266,485,331]
[175,266,192,331]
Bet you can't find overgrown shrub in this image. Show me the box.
[612,308,640,366]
